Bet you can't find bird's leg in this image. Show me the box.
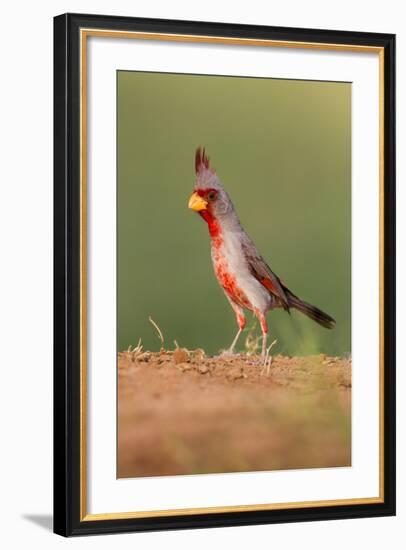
[256,312,278,374]
[261,339,278,376]
[255,311,269,358]
[228,328,242,355]
[226,304,246,355]
[262,332,267,357]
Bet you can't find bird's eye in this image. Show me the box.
[208,191,216,201]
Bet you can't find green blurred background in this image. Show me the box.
[117,71,351,356]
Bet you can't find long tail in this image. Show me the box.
[287,293,336,329]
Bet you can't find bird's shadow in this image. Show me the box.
[22,514,53,532]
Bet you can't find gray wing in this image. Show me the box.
[241,236,290,311]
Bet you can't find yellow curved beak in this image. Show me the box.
[188,192,208,212]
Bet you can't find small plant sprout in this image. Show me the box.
[148,316,165,351]
[131,338,143,355]
[125,338,142,353]
[122,339,143,362]
[244,318,261,356]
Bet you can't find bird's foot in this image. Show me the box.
[260,339,278,376]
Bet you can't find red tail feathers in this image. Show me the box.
[195,147,210,174]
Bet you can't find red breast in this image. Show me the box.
[214,253,252,310]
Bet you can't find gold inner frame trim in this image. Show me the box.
[79,28,385,521]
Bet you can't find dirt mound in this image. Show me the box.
[118,350,351,478]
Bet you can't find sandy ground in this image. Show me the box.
[118,349,351,478]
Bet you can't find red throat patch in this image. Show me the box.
[199,210,221,240]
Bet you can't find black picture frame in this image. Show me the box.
[54,12,396,537]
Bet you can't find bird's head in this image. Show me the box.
[188,148,233,225]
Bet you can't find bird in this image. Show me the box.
[188,147,335,358]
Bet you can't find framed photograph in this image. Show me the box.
[54,13,396,536]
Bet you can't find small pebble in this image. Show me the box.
[192,348,206,362]
[173,348,190,364]
[227,367,244,381]
[179,363,192,372]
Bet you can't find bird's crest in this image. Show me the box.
[194,147,223,191]
[195,147,211,174]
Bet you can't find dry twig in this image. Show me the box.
[149,316,165,350]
